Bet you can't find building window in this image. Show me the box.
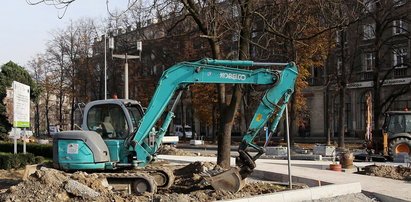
[336,30,341,43]
[394,0,406,7]
[364,0,376,12]
[362,53,375,72]
[393,48,408,69]
[363,24,376,40]
[232,6,240,17]
[393,20,406,35]
[232,32,239,42]
[337,57,342,75]
[251,24,258,39]
[250,45,256,58]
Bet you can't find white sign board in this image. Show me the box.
[347,78,411,89]
[13,81,30,127]
[347,81,373,89]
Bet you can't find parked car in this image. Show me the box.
[172,125,194,139]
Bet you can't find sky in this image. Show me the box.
[0,0,127,68]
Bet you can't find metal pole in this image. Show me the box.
[125,53,129,99]
[285,105,292,188]
[23,128,26,154]
[104,33,107,100]
[13,128,17,154]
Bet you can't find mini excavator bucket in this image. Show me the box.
[205,167,246,193]
[204,150,256,192]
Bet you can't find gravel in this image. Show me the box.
[305,193,380,202]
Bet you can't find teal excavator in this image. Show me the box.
[47,58,297,194]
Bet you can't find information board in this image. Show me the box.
[13,81,30,127]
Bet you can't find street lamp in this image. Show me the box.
[104,34,114,100]
[112,41,142,100]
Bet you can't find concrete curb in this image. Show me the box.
[221,182,362,202]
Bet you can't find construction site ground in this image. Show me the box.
[159,152,410,202]
[0,145,409,201]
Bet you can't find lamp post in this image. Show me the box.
[112,41,142,99]
[104,33,114,100]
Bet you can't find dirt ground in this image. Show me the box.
[159,145,215,157]
[0,161,296,202]
[361,164,411,181]
[0,169,24,193]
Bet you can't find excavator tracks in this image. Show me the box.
[95,167,174,194]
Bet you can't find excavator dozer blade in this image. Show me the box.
[206,167,245,193]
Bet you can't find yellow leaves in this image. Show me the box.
[190,83,218,126]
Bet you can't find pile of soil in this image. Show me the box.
[0,169,23,193]
[363,164,411,181]
[0,161,297,201]
[159,145,197,156]
[0,167,121,202]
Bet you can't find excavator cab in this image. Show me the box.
[83,99,144,139]
[53,99,145,170]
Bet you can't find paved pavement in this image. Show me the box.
[158,155,410,201]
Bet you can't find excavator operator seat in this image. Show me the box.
[102,116,116,138]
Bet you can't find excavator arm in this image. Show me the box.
[127,58,297,170]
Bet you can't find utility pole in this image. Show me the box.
[112,41,142,99]
[103,33,114,100]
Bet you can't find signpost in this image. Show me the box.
[12,81,30,154]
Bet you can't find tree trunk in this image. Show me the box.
[373,73,381,131]
[324,84,331,145]
[212,105,217,144]
[45,94,50,136]
[217,84,242,168]
[337,28,346,149]
[338,87,346,148]
[35,102,40,136]
[190,91,197,139]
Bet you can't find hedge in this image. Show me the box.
[0,152,44,169]
[0,142,53,158]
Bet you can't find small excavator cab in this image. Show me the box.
[83,100,144,140]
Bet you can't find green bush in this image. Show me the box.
[0,142,53,158]
[0,152,38,169]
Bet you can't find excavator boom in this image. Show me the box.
[127,58,297,192]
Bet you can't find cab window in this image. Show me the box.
[387,114,411,134]
[87,104,129,139]
[127,106,143,129]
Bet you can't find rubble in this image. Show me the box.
[64,180,100,197]
[362,164,411,181]
[0,167,116,202]
[0,161,295,201]
[159,145,197,156]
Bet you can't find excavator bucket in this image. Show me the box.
[205,167,245,193]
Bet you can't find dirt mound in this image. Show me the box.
[174,161,220,176]
[0,169,24,193]
[159,145,196,156]
[0,162,299,201]
[0,167,117,202]
[363,164,411,181]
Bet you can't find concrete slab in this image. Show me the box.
[158,155,411,201]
